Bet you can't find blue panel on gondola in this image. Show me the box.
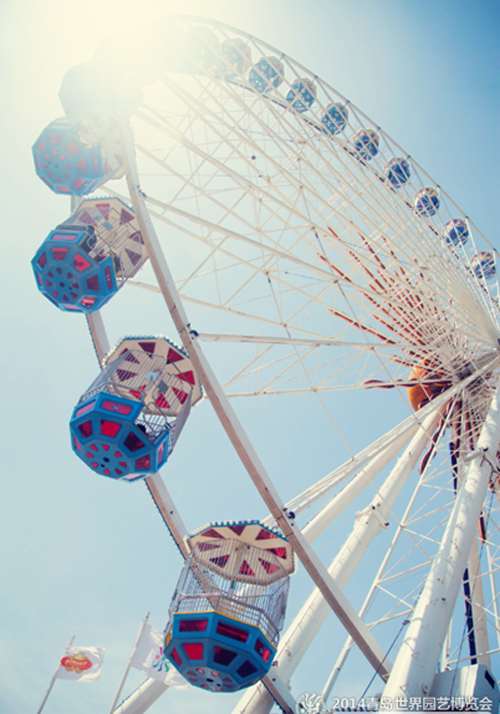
[31,228,118,313]
[321,102,348,135]
[384,157,411,187]
[285,78,316,113]
[443,218,469,247]
[32,119,106,196]
[353,129,379,160]
[165,611,276,692]
[70,393,169,481]
[248,57,284,93]
[472,252,496,281]
[414,187,440,217]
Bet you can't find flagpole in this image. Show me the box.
[36,635,75,714]
[109,613,150,714]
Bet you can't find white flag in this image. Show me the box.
[130,624,188,688]
[55,646,105,682]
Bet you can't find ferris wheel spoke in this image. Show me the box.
[165,71,427,266]
[216,340,409,396]
[139,97,418,276]
[321,440,460,693]
[138,202,436,346]
[145,73,480,316]
[29,14,500,713]
[259,372,497,524]
[121,115,395,680]
[130,126,497,365]
[134,191,356,288]
[197,332,408,350]
[129,278,346,339]
[146,189,494,364]
[136,140,268,243]
[236,402,443,710]
[86,311,109,367]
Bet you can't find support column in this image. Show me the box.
[301,423,420,543]
[113,680,168,714]
[234,409,441,714]
[382,384,500,705]
[121,117,391,680]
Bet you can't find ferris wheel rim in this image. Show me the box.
[125,46,499,355]
[148,13,498,260]
[119,93,500,708]
[39,16,500,710]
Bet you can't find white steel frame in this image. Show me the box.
[70,16,500,713]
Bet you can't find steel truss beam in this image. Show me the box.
[121,116,392,679]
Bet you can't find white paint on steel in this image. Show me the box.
[272,359,499,521]
[485,536,500,654]
[301,422,422,544]
[234,407,441,714]
[145,474,190,558]
[466,534,491,670]
[87,312,110,365]
[382,384,500,703]
[113,679,168,714]
[121,115,392,678]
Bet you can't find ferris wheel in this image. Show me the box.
[31,15,500,714]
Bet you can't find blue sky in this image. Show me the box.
[0,1,499,712]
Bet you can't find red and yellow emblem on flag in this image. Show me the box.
[55,646,105,682]
[60,652,93,674]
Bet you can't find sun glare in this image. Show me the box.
[32,0,235,71]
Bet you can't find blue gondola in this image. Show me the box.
[443,218,469,247]
[248,57,284,93]
[32,114,123,196]
[414,187,440,217]
[285,78,316,113]
[32,226,117,313]
[471,252,496,281]
[164,521,294,692]
[31,198,146,313]
[384,157,411,188]
[321,103,348,135]
[215,39,252,80]
[70,392,168,481]
[353,129,379,161]
[70,337,202,480]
